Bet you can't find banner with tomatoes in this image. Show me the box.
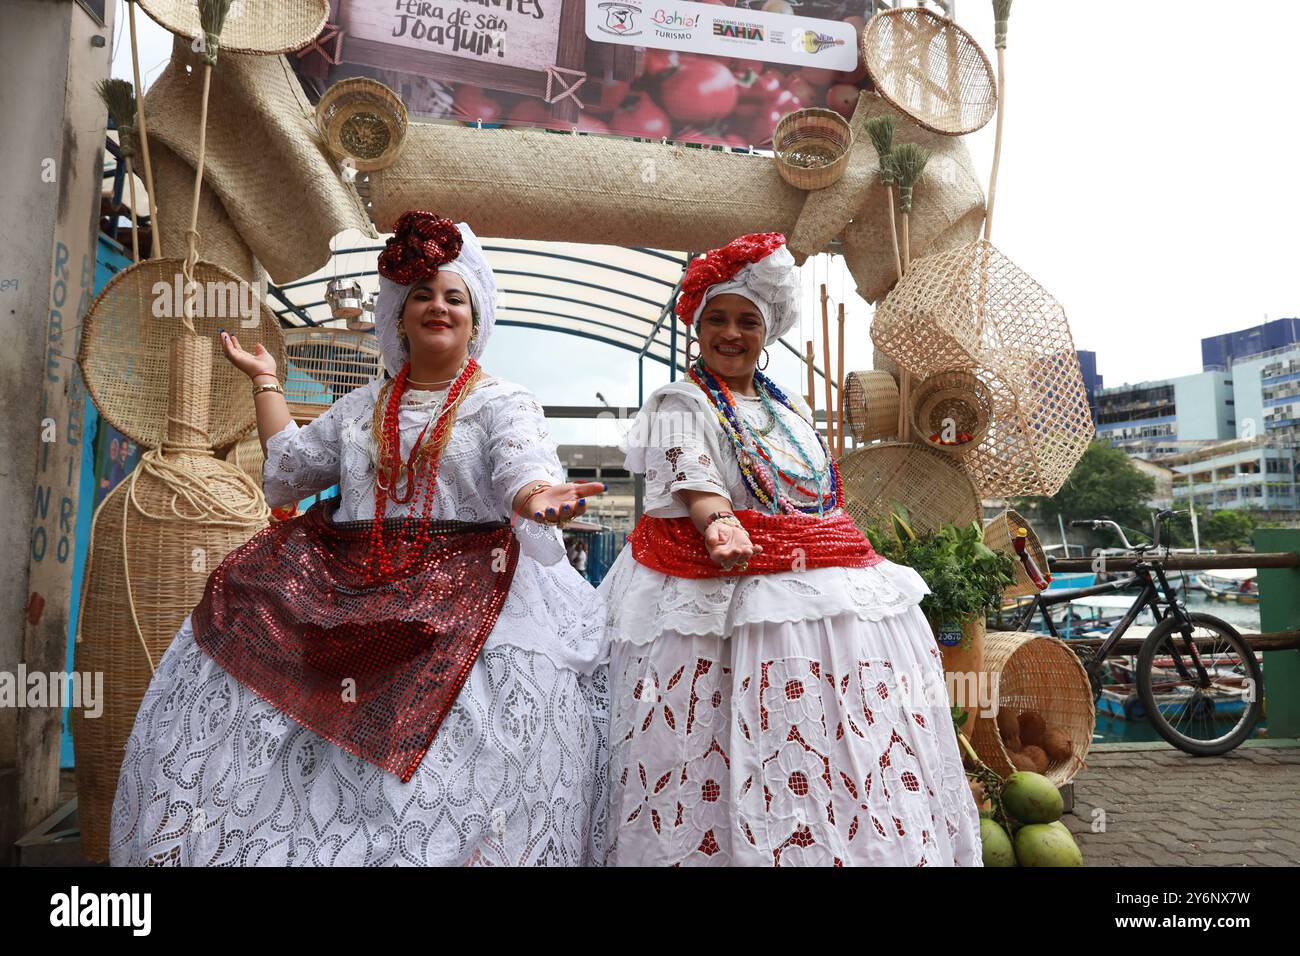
[294,0,874,148]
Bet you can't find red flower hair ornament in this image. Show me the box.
[674,232,800,345]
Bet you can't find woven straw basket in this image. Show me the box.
[136,0,329,56]
[315,78,409,173]
[224,428,265,484]
[72,336,269,861]
[78,257,285,450]
[283,326,383,418]
[984,509,1049,600]
[843,370,900,443]
[910,368,991,457]
[773,108,854,190]
[862,6,997,136]
[967,632,1095,785]
[839,441,981,536]
[870,240,1094,496]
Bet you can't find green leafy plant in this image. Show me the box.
[867,506,1017,638]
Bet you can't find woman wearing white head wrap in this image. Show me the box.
[598,233,982,867]
[111,212,612,867]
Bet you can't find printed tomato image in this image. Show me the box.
[826,83,859,118]
[507,98,554,127]
[608,91,672,139]
[452,85,504,124]
[658,58,740,124]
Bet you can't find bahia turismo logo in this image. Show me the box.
[49,887,151,936]
[597,1,643,37]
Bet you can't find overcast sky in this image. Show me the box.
[111,2,1300,446]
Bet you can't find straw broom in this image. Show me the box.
[984,0,1013,241]
[864,114,903,283]
[97,80,141,262]
[886,142,931,438]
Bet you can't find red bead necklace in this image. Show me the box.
[368,359,481,576]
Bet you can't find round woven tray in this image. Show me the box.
[910,368,992,457]
[838,441,981,536]
[78,258,285,450]
[316,78,409,173]
[843,370,899,443]
[136,0,330,56]
[862,6,997,136]
[773,108,854,190]
[967,632,1095,785]
[984,509,1050,600]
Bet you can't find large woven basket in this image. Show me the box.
[843,370,900,443]
[136,0,329,56]
[78,257,285,450]
[839,441,981,536]
[773,108,854,190]
[862,6,997,136]
[910,368,991,457]
[968,632,1095,786]
[984,509,1049,599]
[870,240,1094,496]
[283,326,383,417]
[224,427,265,485]
[71,336,269,862]
[315,78,409,173]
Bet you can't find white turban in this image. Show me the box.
[374,221,498,377]
[690,243,801,346]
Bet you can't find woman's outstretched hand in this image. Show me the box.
[521,481,607,525]
[705,521,763,573]
[219,330,277,381]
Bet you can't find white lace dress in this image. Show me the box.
[110,376,609,866]
[599,381,981,867]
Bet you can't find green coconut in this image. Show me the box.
[980,817,1017,867]
[1002,771,1063,824]
[1014,823,1083,867]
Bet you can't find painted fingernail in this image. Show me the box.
[602,483,608,491]
[534,512,543,520]
[546,508,555,516]
[578,498,586,506]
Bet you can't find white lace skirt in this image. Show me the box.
[110,615,609,866]
[606,604,982,867]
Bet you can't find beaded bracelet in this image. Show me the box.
[707,511,743,531]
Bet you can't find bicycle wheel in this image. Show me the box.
[1136,613,1263,756]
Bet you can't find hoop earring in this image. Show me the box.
[685,337,698,368]
[758,348,770,371]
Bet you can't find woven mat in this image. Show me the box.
[144,36,376,284]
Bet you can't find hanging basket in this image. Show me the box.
[862,6,997,136]
[967,632,1095,786]
[838,441,981,536]
[843,370,900,443]
[136,0,330,56]
[78,257,285,450]
[316,77,409,173]
[870,240,1094,496]
[910,368,992,457]
[71,336,269,862]
[283,326,383,418]
[773,108,854,190]
[984,509,1050,599]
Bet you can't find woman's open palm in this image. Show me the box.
[219,330,277,380]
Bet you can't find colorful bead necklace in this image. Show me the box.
[689,360,843,516]
[368,358,481,575]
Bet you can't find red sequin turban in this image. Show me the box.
[674,232,801,345]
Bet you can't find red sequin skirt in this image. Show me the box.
[192,499,519,782]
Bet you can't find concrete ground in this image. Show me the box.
[1062,741,1300,866]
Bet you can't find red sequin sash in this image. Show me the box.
[628,510,882,578]
[192,498,519,782]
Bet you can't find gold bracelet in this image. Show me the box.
[252,381,284,397]
[518,481,552,515]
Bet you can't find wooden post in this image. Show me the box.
[820,285,834,448]
[805,339,816,415]
[1255,529,1300,738]
[836,302,846,457]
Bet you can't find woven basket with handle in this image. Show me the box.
[843,370,900,443]
[967,631,1094,786]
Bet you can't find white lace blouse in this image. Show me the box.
[261,375,604,673]
[600,380,928,644]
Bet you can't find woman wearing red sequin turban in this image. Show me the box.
[110,212,610,866]
[598,233,981,866]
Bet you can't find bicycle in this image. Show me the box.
[1009,509,1263,756]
